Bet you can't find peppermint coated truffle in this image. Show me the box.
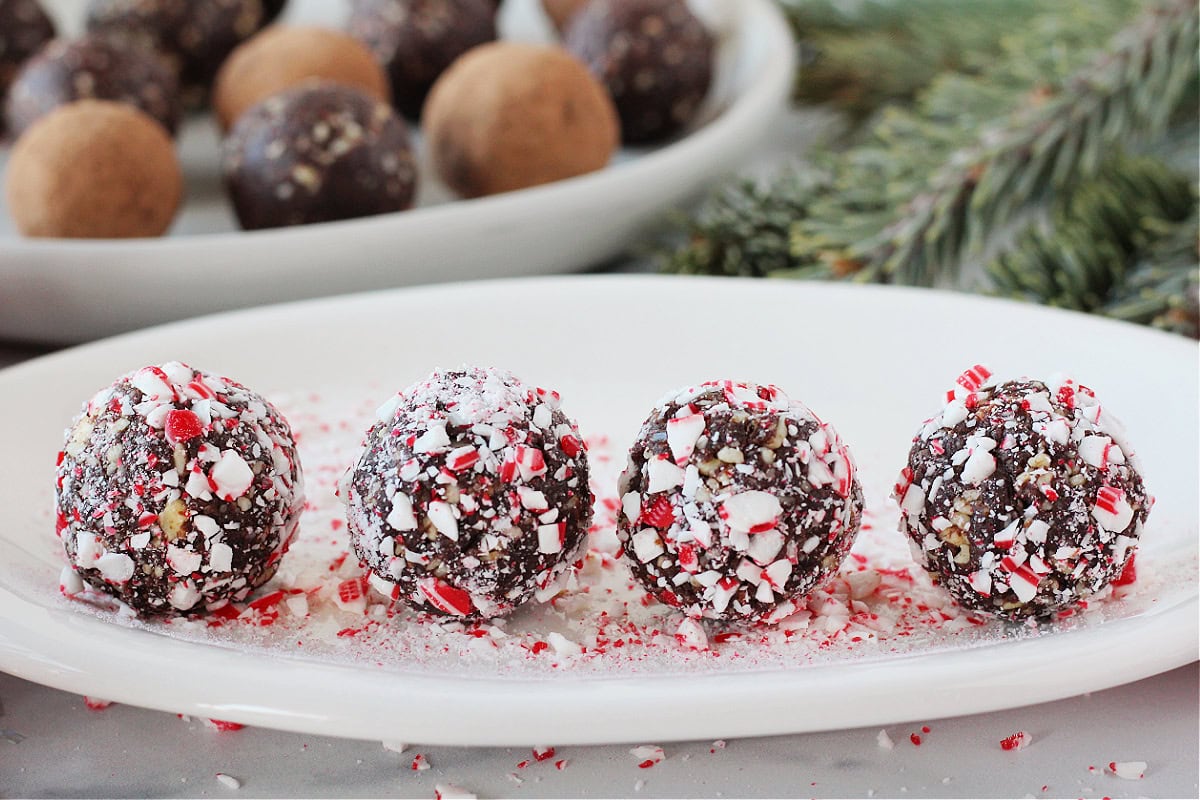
[212,25,390,131]
[4,100,182,238]
[893,366,1152,620]
[423,42,618,197]
[346,0,496,119]
[565,0,714,142]
[5,34,181,138]
[85,0,263,104]
[0,0,54,123]
[616,381,864,625]
[56,362,305,616]
[221,81,416,230]
[341,367,593,620]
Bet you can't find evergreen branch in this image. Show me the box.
[860,0,1199,284]
[988,154,1197,335]
[782,0,1047,121]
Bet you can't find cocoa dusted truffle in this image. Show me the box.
[0,0,54,120]
[56,362,305,616]
[616,381,864,625]
[346,0,496,119]
[5,34,181,138]
[221,81,416,230]
[4,100,182,238]
[565,0,713,143]
[212,25,390,131]
[341,367,593,620]
[893,366,1152,621]
[85,0,262,104]
[423,41,618,197]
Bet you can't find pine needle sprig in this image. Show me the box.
[859,0,1199,285]
[782,0,1048,121]
[1101,213,1199,338]
[988,154,1196,317]
[662,0,1199,340]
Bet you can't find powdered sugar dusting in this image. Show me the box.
[42,385,1195,680]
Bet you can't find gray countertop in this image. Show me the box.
[2,665,1196,798]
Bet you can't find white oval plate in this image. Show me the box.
[0,0,792,344]
[0,276,1195,745]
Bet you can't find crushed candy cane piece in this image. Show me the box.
[1107,760,1146,779]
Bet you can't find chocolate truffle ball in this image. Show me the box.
[5,34,181,138]
[0,0,54,119]
[541,0,589,33]
[346,0,496,119]
[341,367,593,620]
[213,25,390,131]
[221,81,416,230]
[894,367,1152,621]
[56,362,305,616]
[5,100,182,238]
[565,0,713,143]
[616,381,864,625]
[423,42,618,197]
[85,0,263,104]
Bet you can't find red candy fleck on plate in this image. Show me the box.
[532,745,556,762]
[1000,731,1033,751]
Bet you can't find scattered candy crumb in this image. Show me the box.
[215,773,241,790]
[434,784,476,800]
[411,753,430,771]
[203,719,244,732]
[631,744,665,768]
[909,733,922,746]
[877,730,895,750]
[1107,760,1147,780]
[532,745,556,762]
[82,697,112,711]
[382,741,408,754]
[1000,731,1033,751]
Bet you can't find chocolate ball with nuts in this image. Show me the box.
[894,368,1152,620]
[85,0,263,105]
[222,81,417,230]
[5,34,181,138]
[423,41,618,198]
[346,0,496,119]
[213,25,390,131]
[565,0,713,143]
[5,99,182,238]
[616,380,864,625]
[56,361,305,616]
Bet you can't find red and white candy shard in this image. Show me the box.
[1107,760,1147,779]
[616,380,863,624]
[342,367,592,620]
[55,362,304,615]
[630,745,665,767]
[895,368,1151,619]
